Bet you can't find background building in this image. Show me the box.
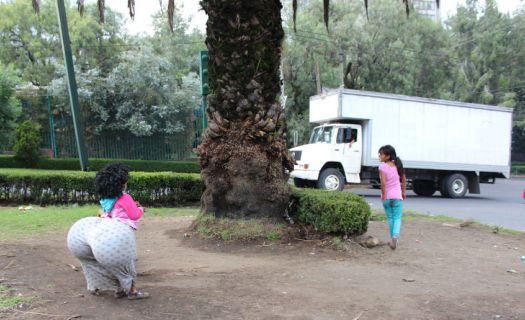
[412,0,441,22]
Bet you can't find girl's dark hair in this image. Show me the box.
[378,145,404,180]
[95,163,129,198]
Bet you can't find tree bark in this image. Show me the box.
[198,0,294,219]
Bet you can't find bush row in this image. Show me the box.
[0,169,203,206]
[512,165,525,175]
[0,167,371,236]
[290,188,371,236]
[0,155,201,173]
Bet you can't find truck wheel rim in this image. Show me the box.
[452,179,465,194]
[325,175,340,190]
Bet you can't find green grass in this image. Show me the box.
[0,285,33,310]
[0,205,199,241]
[192,214,286,242]
[145,207,199,217]
[370,209,522,235]
[371,209,463,223]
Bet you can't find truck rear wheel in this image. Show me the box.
[317,168,345,191]
[443,173,468,198]
[412,180,436,197]
[439,178,449,197]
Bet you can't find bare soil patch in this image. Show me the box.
[1,215,524,320]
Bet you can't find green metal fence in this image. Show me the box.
[6,97,199,161]
[41,131,192,160]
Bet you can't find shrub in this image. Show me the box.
[13,121,41,168]
[0,155,200,173]
[0,169,203,206]
[290,188,371,236]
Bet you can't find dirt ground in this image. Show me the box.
[1,215,525,320]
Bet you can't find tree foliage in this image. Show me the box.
[282,0,525,146]
[0,0,205,156]
[0,65,21,150]
[0,0,126,87]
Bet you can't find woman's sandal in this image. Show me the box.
[89,289,101,296]
[127,289,150,300]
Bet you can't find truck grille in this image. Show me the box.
[291,150,302,161]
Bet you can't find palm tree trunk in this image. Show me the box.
[198,0,294,218]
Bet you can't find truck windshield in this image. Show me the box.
[309,126,333,144]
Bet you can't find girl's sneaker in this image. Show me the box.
[389,237,398,250]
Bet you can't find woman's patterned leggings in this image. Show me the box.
[67,217,137,294]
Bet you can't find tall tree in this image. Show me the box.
[448,0,514,105]
[197,1,294,218]
[0,65,21,150]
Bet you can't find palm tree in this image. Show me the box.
[33,0,438,219]
[197,0,294,218]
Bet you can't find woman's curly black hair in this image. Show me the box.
[95,163,129,198]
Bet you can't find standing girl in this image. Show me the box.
[378,145,406,250]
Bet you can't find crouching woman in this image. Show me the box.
[66,163,149,299]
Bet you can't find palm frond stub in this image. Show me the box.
[168,0,175,32]
[323,0,329,31]
[128,0,135,20]
[292,0,297,32]
[98,0,105,23]
[77,0,85,16]
[32,0,39,15]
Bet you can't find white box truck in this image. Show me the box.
[289,89,512,198]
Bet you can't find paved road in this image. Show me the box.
[347,177,525,231]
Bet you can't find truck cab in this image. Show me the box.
[290,123,362,191]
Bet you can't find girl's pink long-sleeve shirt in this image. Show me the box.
[379,163,403,200]
[103,193,144,230]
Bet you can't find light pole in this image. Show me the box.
[56,0,89,171]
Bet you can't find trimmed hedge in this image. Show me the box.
[0,169,203,206]
[0,155,200,173]
[512,164,525,175]
[290,188,371,236]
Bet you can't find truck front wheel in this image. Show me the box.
[443,173,468,198]
[317,168,345,191]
